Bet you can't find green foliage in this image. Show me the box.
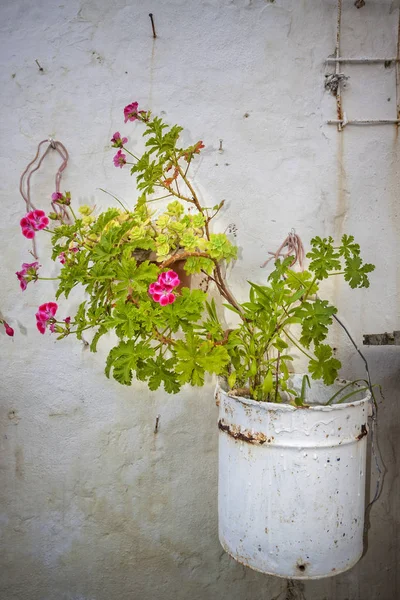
[37,109,241,394]
[207,234,237,261]
[223,234,374,403]
[174,333,230,386]
[105,340,154,385]
[295,299,337,348]
[344,255,375,289]
[26,107,375,403]
[308,345,342,386]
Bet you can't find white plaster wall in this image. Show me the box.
[0,1,399,599]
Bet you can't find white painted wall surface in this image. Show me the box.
[0,1,399,599]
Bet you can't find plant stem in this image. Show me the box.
[302,275,318,302]
[283,329,314,361]
[38,277,60,281]
[122,147,140,161]
[99,188,130,212]
[274,352,280,402]
[146,193,174,202]
[69,206,78,221]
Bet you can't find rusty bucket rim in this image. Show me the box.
[216,376,371,413]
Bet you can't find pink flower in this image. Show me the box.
[58,252,66,265]
[151,287,176,306]
[52,191,71,206]
[113,149,127,168]
[158,270,180,290]
[20,210,49,239]
[149,282,163,296]
[148,270,180,306]
[64,317,71,325]
[111,132,128,148]
[124,102,139,123]
[16,261,40,291]
[35,302,58,334]
[2,321,14,337]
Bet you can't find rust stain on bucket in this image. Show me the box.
[218,419,274,445]
[356,423,368,441]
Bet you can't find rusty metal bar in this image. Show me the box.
[363,331,400,345]
[326,57,399,64]
[335,0,343,131]
[328,119,400,125]
[396,8,400,119]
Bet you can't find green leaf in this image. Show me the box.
[262,369,274,395]
[184,256,214,275]
[267,257,294,283]
[162,288,206,332]
[296,299,337,348]
[205,299,218,322]
[90,326,108,352]
[174,333,230,386]
[109,299,166,338]
[223,303,242,316]
[105,340,153,386]
[74,302,87,340]
[166,201,185,217]
[339,234,360,259]
[207,234,237,261]
[344,255,375,289]
[137,357,180,393]
[227,372,236,389]
[272,338,288,352]
[286,269,318,296]
[90,208,120,233]
[299,374,311,404]
[308,344,341,386]
[131,261,160,295]
[307,236,341,279]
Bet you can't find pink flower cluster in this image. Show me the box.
[20,210,49,239]
[123,101,148,123]
[36,302,58,334]
[148,271,180,306]
[113,149,127,168]
[16,262,40,291]
[111,132,128,148]
[58,244,79,265]
[51,191,71,206]
[124,102,139,123]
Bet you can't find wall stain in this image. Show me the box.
[148,38,156,109]
[389,129,400,313]
[8,409,20,425]
[335,132,347,240]
[15,446,24,479]
[332,132,347,351]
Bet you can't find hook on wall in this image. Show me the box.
[149,13,157,39]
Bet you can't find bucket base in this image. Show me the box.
[219,536,363,580]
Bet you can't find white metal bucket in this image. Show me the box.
[217,376,371,579]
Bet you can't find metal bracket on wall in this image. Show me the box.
[326,0,400,130]
[363,331,400,345]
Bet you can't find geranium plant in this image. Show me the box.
[17,103,374,403]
